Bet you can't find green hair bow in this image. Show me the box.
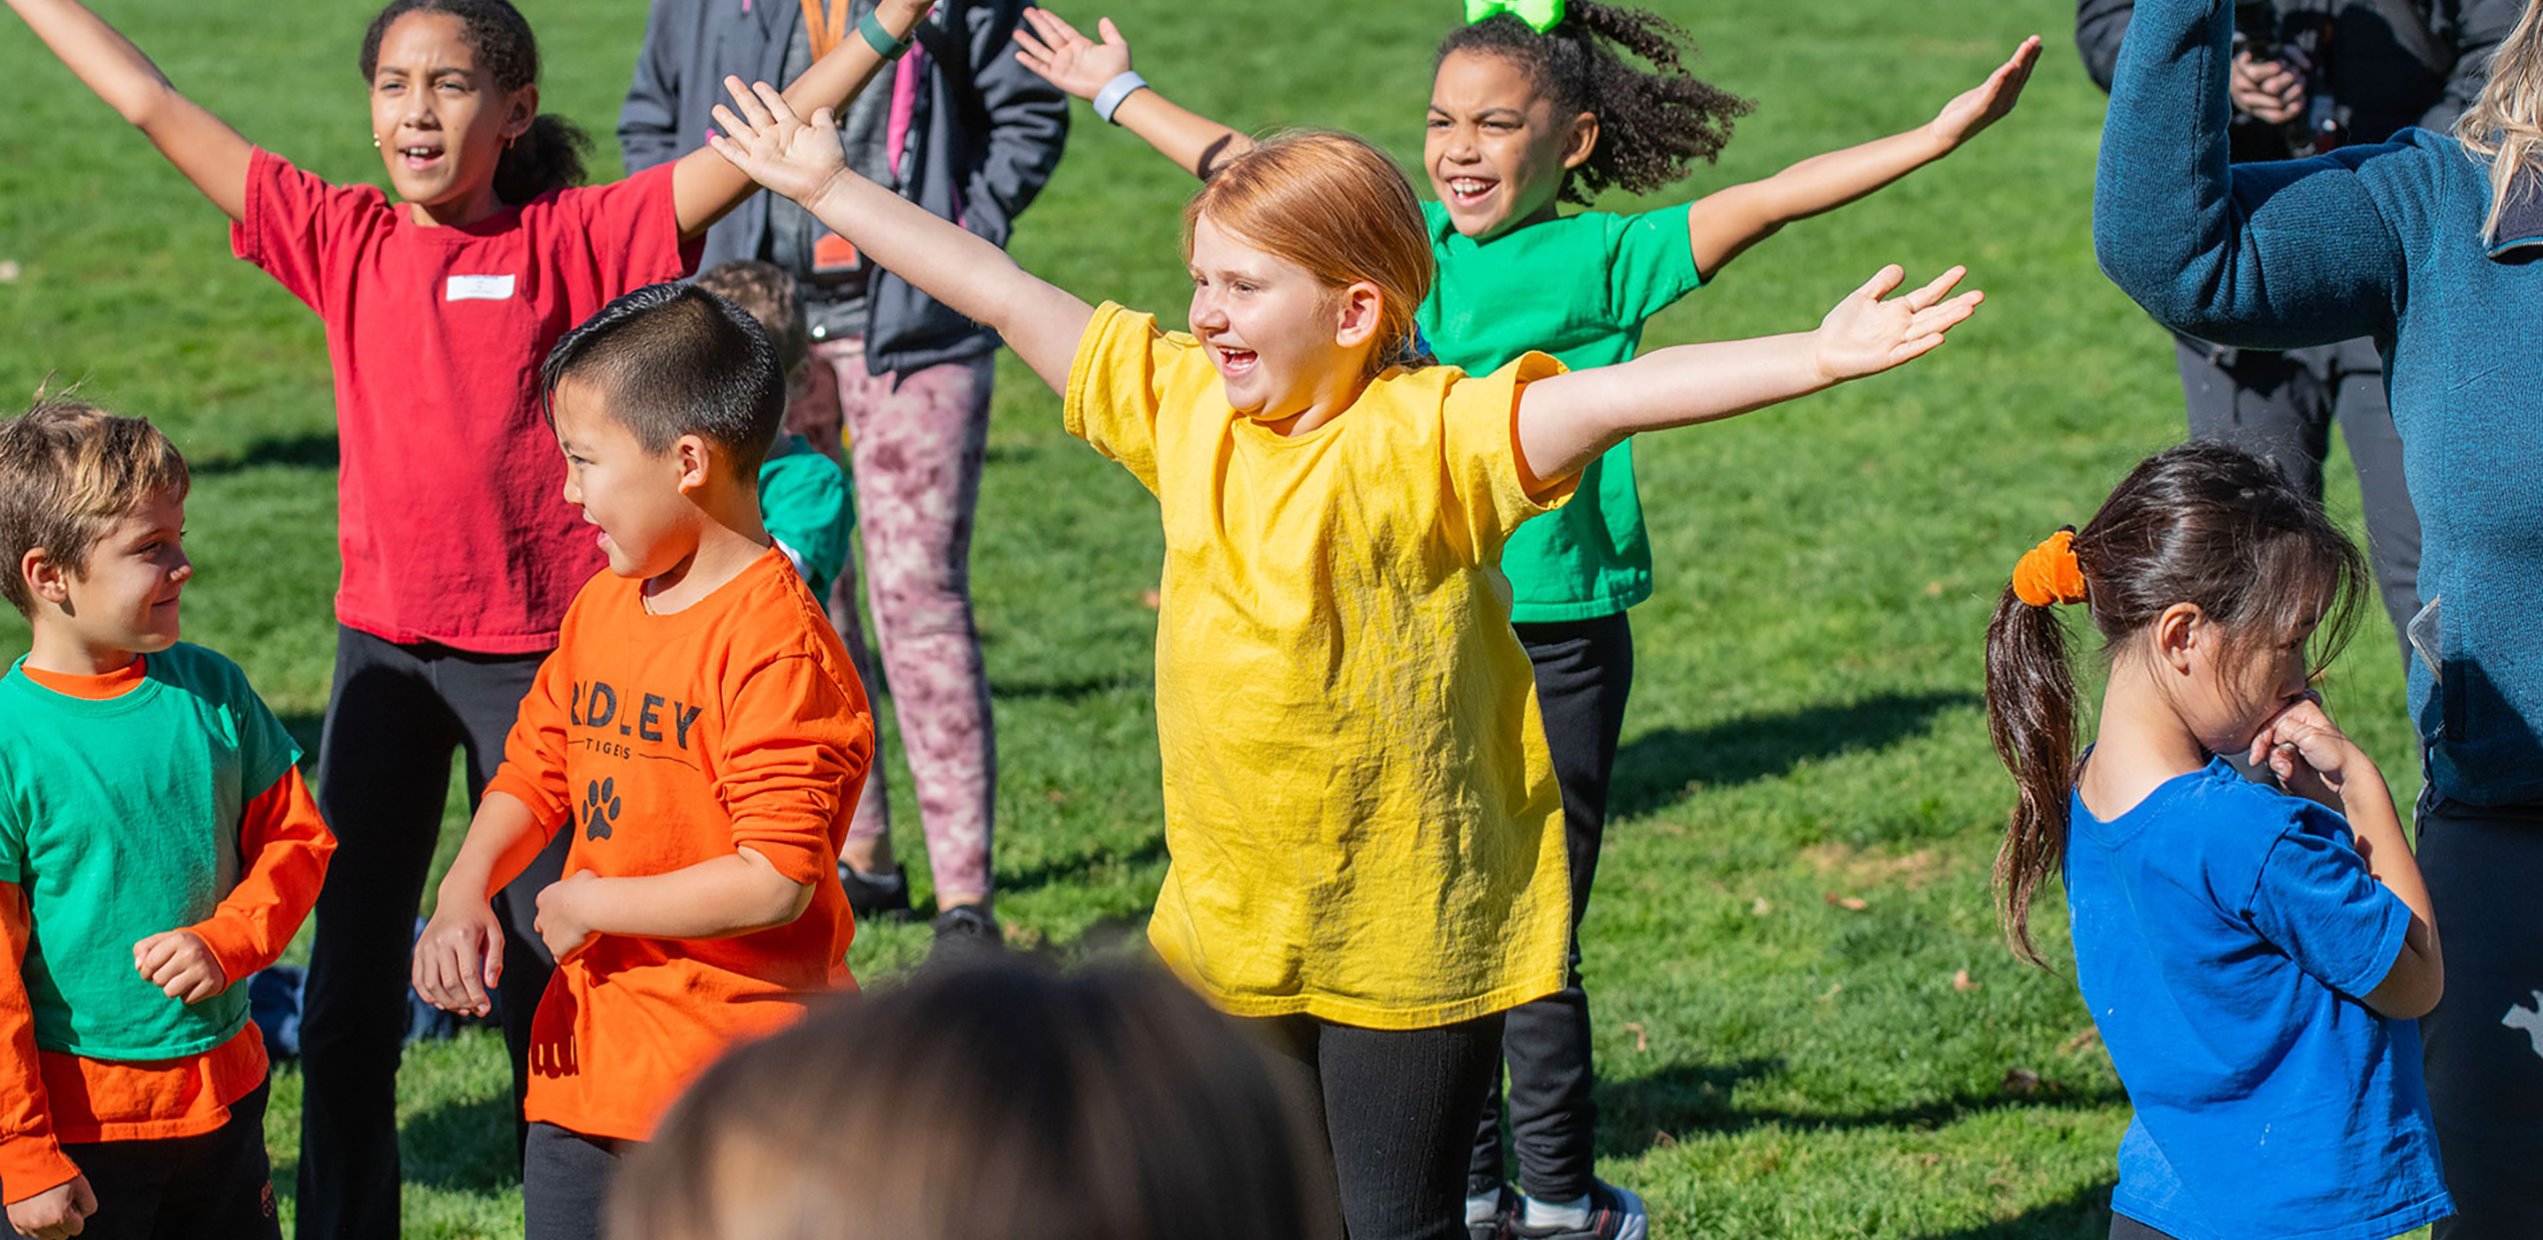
[1465,0,1564,33]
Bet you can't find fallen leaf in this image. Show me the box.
[0,261,19,284]
[1651,1129,1678,1148]
[1138,588,1162,610]
[1818,981,1844,1003]
[2061,1025,2103,1055]
[1925,579,1946,598]
[1953,968,1980,992]
[1751,896,1772,916]
[1046,789,1068,805]
[1623,1021,1649,1053]
[2000,1067,2042,1095]
[1821,891,1870,912]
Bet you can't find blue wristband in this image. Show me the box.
[857,9,910,60]
[1092,71,1149,125]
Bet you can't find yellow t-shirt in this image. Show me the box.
[1065,302,1576,1029]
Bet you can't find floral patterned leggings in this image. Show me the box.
[795,335,997,904]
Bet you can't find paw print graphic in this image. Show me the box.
[581,778,621,841]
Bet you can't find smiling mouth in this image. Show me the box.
[1213,345,1259,377]
[1444,176,1499,208]
[396,143,446,171]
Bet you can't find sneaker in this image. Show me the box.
[926,904,1005,968]
[1468,1184,1520,1240]
[837,861,913,922]
[1508,1181,1647,1240]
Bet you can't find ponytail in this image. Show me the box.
[1983,582,2081,969]
[495,114,590,205]
[1438,1,1753,203]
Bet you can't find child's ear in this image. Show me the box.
[2152,602,2205,675]
[672,434,715,495]
[505,84,541,146]
[22,548,69,609]
[1332,281,1385,351]
[1560,110,1600,172]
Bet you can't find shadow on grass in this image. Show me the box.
[1610,689,1979,819]
[1920,1182,2116,1239]
[400,1093,524,1193]
[1597,1057,2126,1162]
[193,431,340,475]
[990,675,1150,704]
[1003,833,1168,897]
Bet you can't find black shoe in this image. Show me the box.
[837,862,912,922]
[926,904,1005,968]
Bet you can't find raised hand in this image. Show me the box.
[1929,36,2042,149]
[1811,265,1983,381]
[707,77,852,208]
[133,928,226,1004]
[1012,7,1134,100]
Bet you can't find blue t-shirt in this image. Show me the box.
[2066,758,2450,1240]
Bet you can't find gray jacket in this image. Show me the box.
[2076,0,2515,150]
[620,0,1068,374]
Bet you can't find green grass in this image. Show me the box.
[0,0,2429,1235]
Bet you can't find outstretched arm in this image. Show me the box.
[1012,7,1252,179]
[668,0,934,236]
[1686,37,2039,279]
[1516,265,1981,482]
[711,78,1091,390]
[7,0,253,220]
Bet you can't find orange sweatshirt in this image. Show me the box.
[483,549,872,1141]
[0,659,334,1203]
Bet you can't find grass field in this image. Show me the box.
[0,0,2432,1235]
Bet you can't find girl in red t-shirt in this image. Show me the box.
[5,0,926,1232]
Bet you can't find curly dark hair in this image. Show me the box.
[1438,2,1753,204]
[360,0,590,204]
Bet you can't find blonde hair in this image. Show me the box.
[2456,0,2543,238]
[0,394,191,617]
[1183,130,1436,378]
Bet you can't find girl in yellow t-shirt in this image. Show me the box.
[710,78,1978,1239]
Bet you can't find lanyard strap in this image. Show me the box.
[800,0,851,59]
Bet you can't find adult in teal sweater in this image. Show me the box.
[2096,1,2543,1234]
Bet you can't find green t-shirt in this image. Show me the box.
[1419,200,1703,622]
[760,433,858,600]
[0,645,300,1058]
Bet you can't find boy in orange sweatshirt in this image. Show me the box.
[411,282,874,1240]
[0,398,335,1240]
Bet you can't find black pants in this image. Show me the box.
[9,1082,280,1240]
[296,627,567,1240]
[520,1123,627,1240]
[2417,802,2543,1240]
[1254,1013,1506,1240]
[1468,614,1634,1202]
[2108,1213,2172,1239]
[2176,335,2423,662]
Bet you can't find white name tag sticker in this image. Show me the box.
[445,274,518,302]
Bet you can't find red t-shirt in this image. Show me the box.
[231,150,703,653]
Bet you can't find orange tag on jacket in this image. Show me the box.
[811,232,860,275]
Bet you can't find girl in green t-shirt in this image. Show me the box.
[1012,5,2036,1234]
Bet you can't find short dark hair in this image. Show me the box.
[693,261,810,378]
[539,283,786,478]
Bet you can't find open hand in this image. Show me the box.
[1811,265,1983,381]
[132,929,225,1004]
[412,897,504,1017]
[2247,692,2364,807]
[6,1175,96,1240]
[1929,36,2041,148]
[534,871,601,963]
[707,77,852,207]
[1012,8,1134,100]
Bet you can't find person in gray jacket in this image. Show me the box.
[621,0,1066,951]
[2075,0,2512,663]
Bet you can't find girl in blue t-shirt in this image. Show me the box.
[1984,441,2450,1240]
[1012,4,2036,1233]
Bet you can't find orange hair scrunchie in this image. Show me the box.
[2011,529,2088,607]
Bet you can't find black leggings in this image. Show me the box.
[15,1082,281,1240]
[295,627,568,1240]
[1470,613,1634,1201]
[521,1123,629,1240]
[1253,1013,1506,1240]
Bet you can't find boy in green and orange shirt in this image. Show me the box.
[0,398,335,1240]
[412,282,873,1240]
